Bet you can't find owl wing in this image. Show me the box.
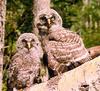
[49,28,82,43]
[49,28,91,63]
[46,28,91,74]
[45,41,74,74]
[8,53,22,89]
[8,51,41,89]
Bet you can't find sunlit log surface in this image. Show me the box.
[25,56,100,91]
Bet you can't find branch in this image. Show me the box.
[88,46,100,59]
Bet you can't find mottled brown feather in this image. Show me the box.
[8,33,43,90]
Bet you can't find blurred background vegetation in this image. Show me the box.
[3,0,100,90]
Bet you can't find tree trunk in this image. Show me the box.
[32,0,51,84]
[32,0,51,36]
[33,0,51,16]
[0,0,6,90]
[83,0,91,5]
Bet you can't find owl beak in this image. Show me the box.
[47,18,51,25]
[27,42,31,49]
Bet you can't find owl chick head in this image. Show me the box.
[35,9,62,36]
[16,33,41,51]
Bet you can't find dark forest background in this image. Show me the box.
[3,0,100,90]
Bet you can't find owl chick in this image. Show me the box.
[45,25,91,75]
[35,9,91,76]
[34,8,62,39]
[8,33,43,91]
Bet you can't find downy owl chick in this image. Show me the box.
[34,8,62,39]
[35,9,91,76]
[8,33,45,90]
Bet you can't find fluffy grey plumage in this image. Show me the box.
[44,25,91,75]
[35,9,91,76]
[34,8,62,37]
[8,33,43,90]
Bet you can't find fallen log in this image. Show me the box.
[25,56,100,91]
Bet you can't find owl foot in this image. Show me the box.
[34,76,42,84]
[54,63,67,76]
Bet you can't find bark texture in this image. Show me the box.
[88,46,100,59]
[26,56,100,91]
[0,0,6,90]
[32,0,50,84]
[33,0,51,16]
[32,0,51,36]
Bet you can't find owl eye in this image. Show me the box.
[22,39,27,47]
[39,14,46,20]
[31,39,36,46]
[39,15,47,23]
[40,16,46,20]
[22,39,27,43]
[31,39,35,42]
[51,13,56,19]
[51,16,55,21]
[39,17,47,26]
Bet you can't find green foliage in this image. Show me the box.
[3,0,33,90]
[6,0,32,51]
[52,0,83,28]
[52,0,100,47]
[5,0,33,57]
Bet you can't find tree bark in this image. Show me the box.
[33,0,51,17]
[32,0,51,83]
[32,0,51,36]
[0,0,6,90]
[88,46,100,59]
